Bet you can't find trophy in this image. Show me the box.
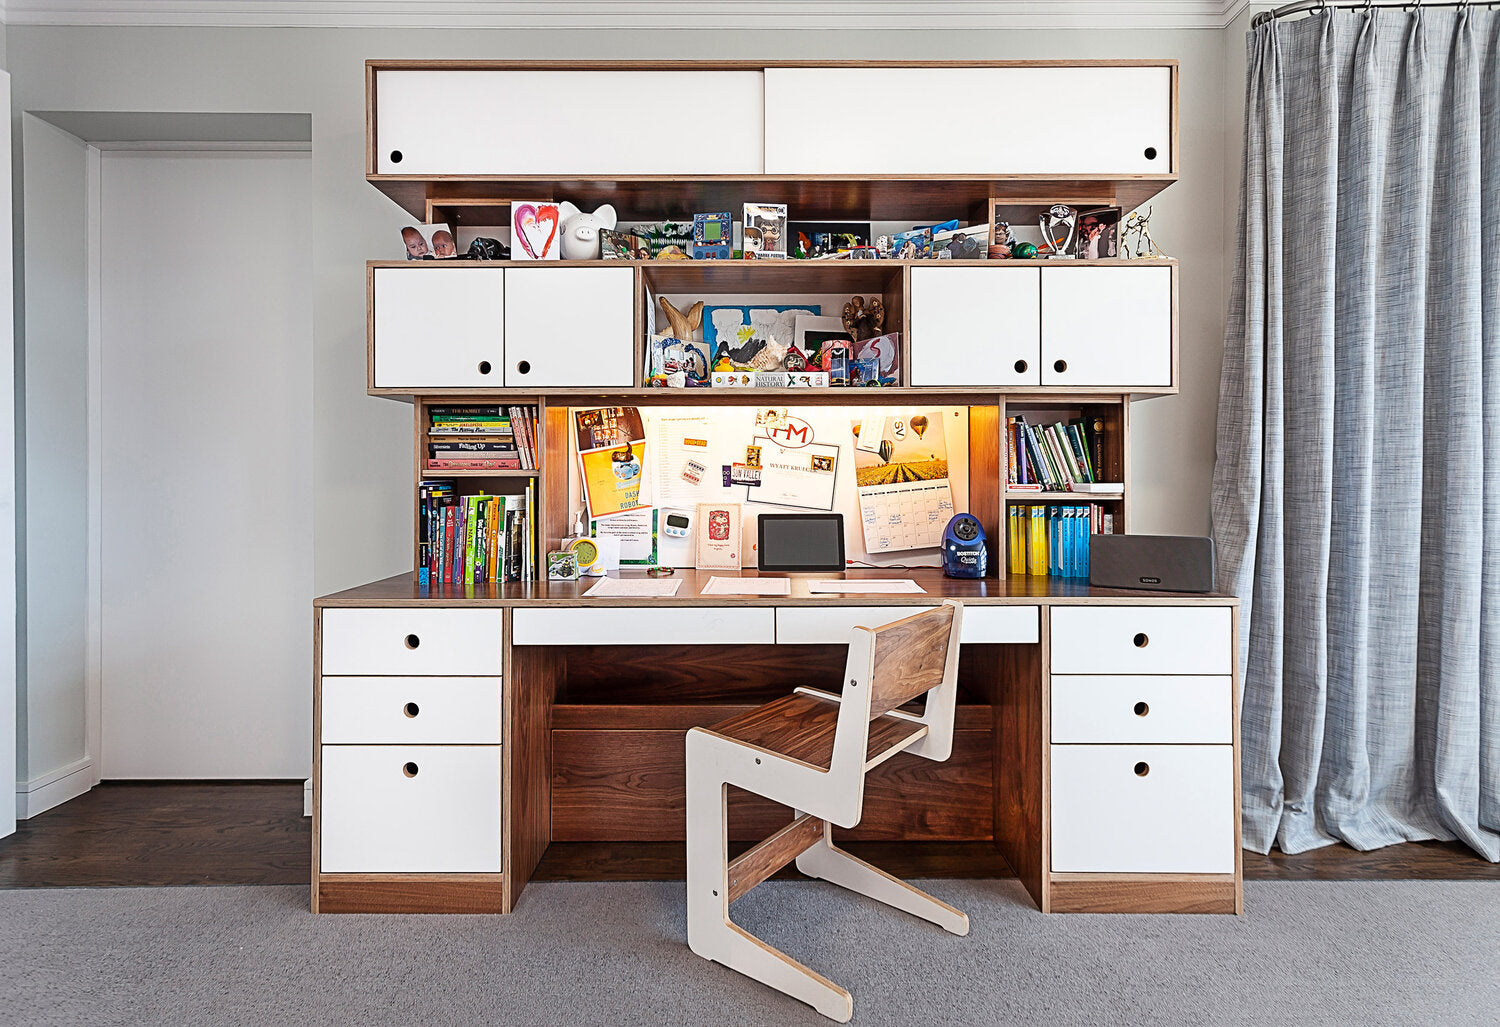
[1039,204,1078,258]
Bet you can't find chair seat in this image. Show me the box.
[705,691,928,771]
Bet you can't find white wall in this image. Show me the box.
[0,70,14,837]
[5,23,1243,796]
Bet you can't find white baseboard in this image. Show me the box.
[16,757,99,819]
[303,777,312,817]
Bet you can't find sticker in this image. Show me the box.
[682,459,707,485]
[722,465,734,487]
[811,455,835,473]
[684,437,708,448]
[745,445,762,469]
[730,463,762,486]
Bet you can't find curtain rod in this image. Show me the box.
[1251,1,1494,30]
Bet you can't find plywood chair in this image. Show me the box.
[684,601,968,1022]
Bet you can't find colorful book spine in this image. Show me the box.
[1027,505,1047,576]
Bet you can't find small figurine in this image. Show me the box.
[1039,204,1078,258]
[783,343,810,372]
[1012,241,1039,259]
[989,221,1014,260]
[841,296,886,342]
[659,297,705,341]
[713,341,734,371]
[1121,206,1166,259]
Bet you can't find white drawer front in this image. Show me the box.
[512,607,774,646]
[1041,266,1173,387]
[319,745,502,873]
[1049,606,1231,676]
[372,267,504,389]
[321,609,503,676]
[1051,675,1231,744]
[774,605,1039,644]
[321,677,502,745]
[1050,744,1235,874]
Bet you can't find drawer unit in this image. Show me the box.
[1049,606,1231,676]
[775,605,1039,645]
[1050,675,1231,744]
[319,744,503,873]
[1049,744,1235,874]
[512,606,775,646]
[320,608,503,676]
[321,677,502,745]
[372,267,504,389]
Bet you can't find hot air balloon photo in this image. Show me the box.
[911,414,929,439]
[849,410,956,554]
[851,411,950,487]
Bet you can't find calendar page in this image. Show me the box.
[851,412,955,554]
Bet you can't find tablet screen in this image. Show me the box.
[757,514,845,572]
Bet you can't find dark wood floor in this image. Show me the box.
[1,782,1495,889]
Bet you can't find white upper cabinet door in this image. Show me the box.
[764,67,1172,175]
[1041,266,1174,388]
[503,267,636,388]
[909,266,1040,386]
[372,267,504,389]
[374,70,765,175]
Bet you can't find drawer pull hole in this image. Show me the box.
[403,702,420,719]
[389,149,403,164]
[1133,701,1149,717]
[1053,359,1067,373]
[403,762,419,778]
[477,360,492,375]
[404,634,421,650]
[516,360,531,375]
[1133,632,1149,648]
[1144,146,1158,160]
[1014,359,1028,374]
[1134,761,1150,777]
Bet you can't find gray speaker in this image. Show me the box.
[1089,534,1215,593]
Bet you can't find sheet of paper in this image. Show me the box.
[700,576,792,596]
[806,579,928,595]
[583,576,683,598]
[591,508,658,565]
[649,414,714,508]
[746,436,840,511]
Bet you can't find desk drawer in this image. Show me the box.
[1050,744,1235,874]
[512,607,774,645]
[319,744,502,873]
[320,608,503,676]
[1051,675,1231,744]
[775,605,1039,645]
[1049,606,1231,675]
[321,677,502,745]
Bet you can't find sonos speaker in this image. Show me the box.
[1089,534,1215,593]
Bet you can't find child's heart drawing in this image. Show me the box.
[514,203,559,259]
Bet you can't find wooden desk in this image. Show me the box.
[312,570,1240,916]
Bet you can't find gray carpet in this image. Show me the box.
[1,879,1496,1026]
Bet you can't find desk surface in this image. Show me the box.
[316,569,1236,608]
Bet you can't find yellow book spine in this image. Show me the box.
[1027,504,1048,576]
[1008,506,1024,575]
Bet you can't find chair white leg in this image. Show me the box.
[686,739,854,1023]
[796,824,970,937]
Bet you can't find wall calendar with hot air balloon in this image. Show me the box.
[850,411,956,553]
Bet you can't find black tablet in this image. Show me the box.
[757,514,846,572]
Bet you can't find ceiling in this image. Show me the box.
[0,1,1261,31]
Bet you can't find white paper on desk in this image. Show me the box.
[807,579,928,594]
[649,414,714,508]
[583,576,683,598]
[701,576,792,596]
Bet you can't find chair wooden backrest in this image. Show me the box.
[868,603,957,719]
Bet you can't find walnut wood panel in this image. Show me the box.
[505,632,555,911]
[992,639,1047,910]
[704,693,927,770]
[530,840,1012,882]
[869,607,955,716]
[541,402,570,555]
[551,728,992,842]
[318,875,506,914]
[968,405,1002,568]
[556,644,849,705]
[1047,875,1237,915]
[551,703,993,732]
[641,259,903,295]
[317,568,1236,607]
[727,815,824,903]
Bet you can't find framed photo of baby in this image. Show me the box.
[400,223,459,260]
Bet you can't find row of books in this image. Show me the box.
[426,405,541,470]
[1008,504,1115,577]
[418,480,536,586]
[1006,415,1117,492]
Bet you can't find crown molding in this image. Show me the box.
[0,1,1259,31]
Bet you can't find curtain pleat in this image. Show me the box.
[1215,8,1500,859]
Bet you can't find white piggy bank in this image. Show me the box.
[557,202,618,260]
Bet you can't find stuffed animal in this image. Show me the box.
[557,202,619,260]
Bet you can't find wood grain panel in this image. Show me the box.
[727,815,824,902]
[551,703,993,732]
[505,635,555,911]
[551,728,992,842]
[1047,875,1236,914]
[992,640,1047,910]
[704,693,926,770]
[968,404,1002,570]
[318,875,506,914]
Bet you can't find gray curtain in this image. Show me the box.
[1214,7,1500,859]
